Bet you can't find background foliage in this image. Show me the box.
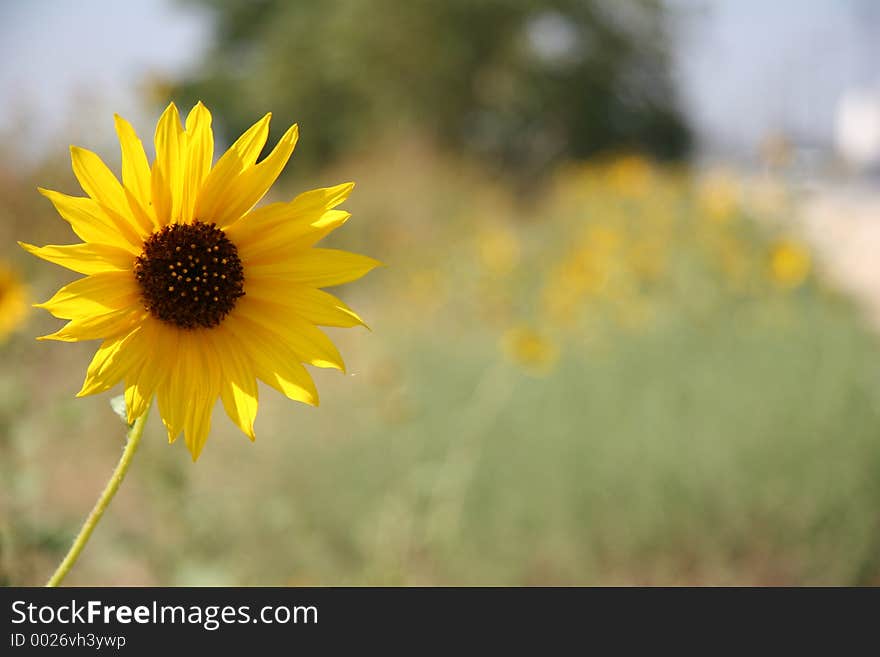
[172,0,690,172]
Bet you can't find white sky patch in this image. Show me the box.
[0,0,209,157]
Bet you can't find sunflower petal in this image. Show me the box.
[18,241,134,275]
[124,373,151,425]
[197,112,272,221]
[226,182,354,244]
[183,337,218,460]
[225,314,318,406]
[181,102,214,224]
[219,112,272,168]
[236,295,345,371]
[124,320,167,423]
[37,189,140,253]
[212,124,299,227]
[212,329,258,441]
[232,209,350,264]
[114,114,152,210]
[77,327,145,397]
[244,248,382,287]
[37,306,144,342]
[227,181,354,235]
[35,271,140,319]
[69,147,146,247]
[69,146,130,220]
[245,281,366,328]
[152,102,185,225]
[155,325,184,443]
[124,185,158,233]
[286,181,355,215]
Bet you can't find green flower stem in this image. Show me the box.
[46,406,151,587]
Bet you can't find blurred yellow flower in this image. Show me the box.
[0,262,27,343]
[769,240,811,289]
[501,326,559,376]
[605,155,653,197]
[584,224,622,255]
[559,248,607,296]
[23,102,378,460]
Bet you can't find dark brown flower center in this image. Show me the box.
[134,221,244,329]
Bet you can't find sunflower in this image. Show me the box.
[769,239,811,289]
[500,326,559,376]
[0,262,28,343]
[22,102,379,460]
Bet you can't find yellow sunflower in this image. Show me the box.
[21,102,379,460]
[0,262,28,343]
[769,239,811,289]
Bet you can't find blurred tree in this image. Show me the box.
[172,0,691,173]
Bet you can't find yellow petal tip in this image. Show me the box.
[360,257,387,273]
[187,440,207,461]
[339,181,356,195]
[113,113,132,130]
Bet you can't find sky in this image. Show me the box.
[1,0,878,160]
[0,0,208,154]
[672,0,879,156]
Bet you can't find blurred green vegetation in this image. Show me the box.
[3,137,880,584]
[170,0,690,173]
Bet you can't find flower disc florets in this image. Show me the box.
[134,221,244,329]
